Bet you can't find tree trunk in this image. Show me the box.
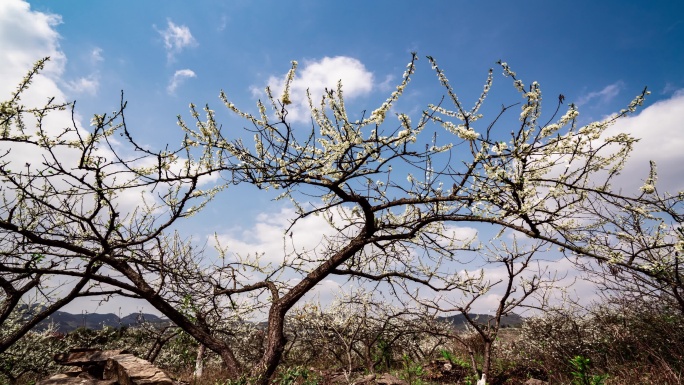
[146,341,162,363]
[250,304,287,385]
[482,339,493,382]
[110,260,243,376]
[250,235,372,385]
[468,346,479,379]
[194,344,206,380]
[365,343,374,373]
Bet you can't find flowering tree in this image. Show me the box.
[175,52,662,376]
[0,58,224,356]
[174,52,681,383]
[2,54,682,385]
[574,184,684,312]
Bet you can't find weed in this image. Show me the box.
[214,377,248,385]
[439,349,470,370]
[569,356,607,385]
[399,354,426,385]
[275,366,319,385]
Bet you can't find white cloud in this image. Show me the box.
[167,68,196,94]
[64,74,99,95]
[536,89,684,197]
[90,47,103,64]
[59,47,104,96]
[0,0,66,97]
[299,278,344,305]
[214,206,337,266]
[156,19,197,62]
[576,81,624,107]
[213,204,478,269]
[445,225,478,241]
[378,74,395,93]
[211,204,491,312]
[258,56,374,122]
[661,82,680,96]
[606,90,684,193]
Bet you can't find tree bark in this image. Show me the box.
[482,339,492,381]
[194,344,206,380]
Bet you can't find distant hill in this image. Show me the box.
[438,313,524,330]
[35,310,168,332]
[31,309,521,333]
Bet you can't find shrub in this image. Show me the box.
[515,296,684,383]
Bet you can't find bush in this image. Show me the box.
[515,296,684,384]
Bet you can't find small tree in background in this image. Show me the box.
[285,289,446,379]
[404,238,560,382]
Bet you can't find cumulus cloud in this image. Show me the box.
[167,68,196,94]
[445,225,478,242]
[64,74,99,95]
[0,8,152,216]
[257,56,374,122]
[214,206,337,266]
[661,82,679,95]
[60,47,104,96]
[214,204,475,268]
[576,81,625,107]
[538,89,684,196]
[606,90,684,193]
[0,0,65,97]
[440,90,684,313]
[156,19,197,62]
[0,0,72,179]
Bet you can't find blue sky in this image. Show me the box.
[2,0,684,315]
[18,0,684,129]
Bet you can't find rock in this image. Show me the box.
[37,373,117,385]
[62,367,83,377]
[55,349,130,366]
[352,374,376,385]
[103,354,174,385]
[52,349,130,381]
[39,348,173,385]
[376,373,408,385]
[524,379,548,385]
[327,372,348,384]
